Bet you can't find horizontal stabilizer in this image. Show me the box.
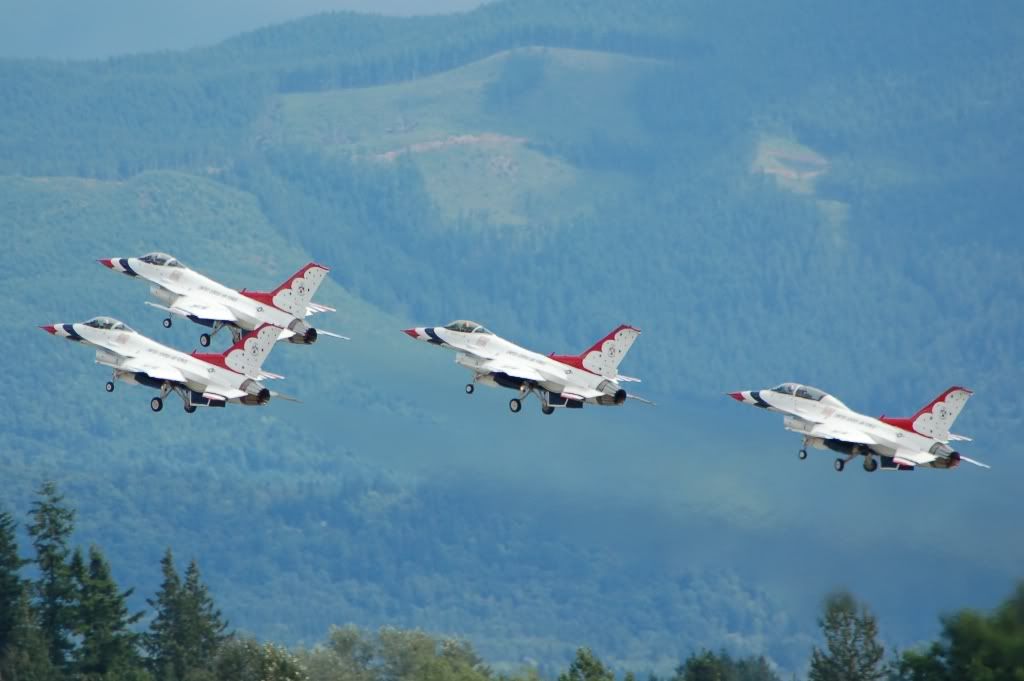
[270,390,301,403]
[616,374,642,383]
[316,329,350,340]
[959,455,990,469]
[948,433,973,442]
[627,393,656,405]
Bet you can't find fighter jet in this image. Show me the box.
[402,321,648,414]
[41,317,290,413]
[98,253,346,347]
[728,383,988,471]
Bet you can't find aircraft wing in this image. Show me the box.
[305,302,336,316]
[809,420,878,445]
[120,358,188,384]
[146,296,237,323]
[479,358,547,383]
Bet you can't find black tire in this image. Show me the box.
[541,405,555,415]
[834,458,845,472]
[509,398,522,413]
[798,449,808,460]
[199,333,211,347]
[105,381,115,393]
[465,383,474,395]
[162,318,172,329]
[184,404,197,414]
[150,397,163,412]
[864,458,879,472]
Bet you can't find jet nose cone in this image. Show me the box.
[727,392,745,402]
[97,259,114,269]
[40,325,57,335]
[402,328,420,339]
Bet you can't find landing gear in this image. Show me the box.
[863,457,878,472]
[183,403,196,414]
[199,333,211,347]
[150,397,163,412]
[541,405,555,415]
[465,383,475,395]
[162,318,173,329]
[105,381,115,393]
[798,449,808,460]
[509,398,522,413]
[834,458,845,472]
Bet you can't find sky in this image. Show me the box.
[0,0,489,60]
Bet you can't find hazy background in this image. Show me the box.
[0,0,489,58]
[1,0,1021,677]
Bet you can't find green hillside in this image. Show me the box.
[2,0,1023,677]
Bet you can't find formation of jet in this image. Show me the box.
[729,384,987,472]
[402,321,649,414]
[42,249,990,475]
[98,253,345,347]
[41,317,289,412]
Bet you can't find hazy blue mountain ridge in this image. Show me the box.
[1,0,1022,676]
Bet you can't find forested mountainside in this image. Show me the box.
[2,0,1022,676]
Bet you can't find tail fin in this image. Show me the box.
[219,324,283,377]
[881,386,973,441]
[245,263,330,317]
[551,324,640,378]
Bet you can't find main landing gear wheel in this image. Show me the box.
[199,333,211,347]
[183,404,197,414]
[509,398,522,413]
[834,458,845,472]
[465,383,475,395]
[105,381,115,393]
[541,405,555,415]
[798,449,808,460]
[150,397,163,412]
[864,458,879,472]
[162,318,173,329]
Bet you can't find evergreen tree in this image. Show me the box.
[73,545,143,676]
[180,559,228,668]
[145,549,184,680]
[557,648,614,681]
[0,590,60,681]
[0,509,28,657]
[809,591,887,681]
[145,551,227,681]
[27,480,77,669]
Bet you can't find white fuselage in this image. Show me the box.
[55,323,260,402]
[736,387,955,467]
[133,261,297,332]
[427,326,621,404]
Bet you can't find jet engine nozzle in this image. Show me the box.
[596,388,628,406]
[239,380,272,406]
[286,320,318,344]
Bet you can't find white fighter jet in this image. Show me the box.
[98,253,345,347]
[41,316,290,413]
[402,321,649,414]
[728,383,988,472]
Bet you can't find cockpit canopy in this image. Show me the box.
[139,252,184,268]
[83,317,133,332]
[443,320,493,335]
[769,382,844,406]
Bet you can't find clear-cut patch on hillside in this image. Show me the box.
[752,136,829,195]
[371,133,527,162]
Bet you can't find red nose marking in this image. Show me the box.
[40,325,57,335]
[98,259,114,269]
[728,392,744,402]
[402,328,419,339]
